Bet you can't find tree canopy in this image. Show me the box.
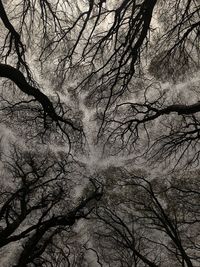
[0,0,200,266]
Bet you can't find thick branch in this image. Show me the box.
[130,102,200,126]
[15,188,102,267]
[0,64,81,131]
[0,0,20,39]
[160,102,200,115]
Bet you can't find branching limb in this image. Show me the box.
[0,63,82,132]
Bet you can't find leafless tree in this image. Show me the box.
[0,0,200,266]
[0,145,102,266]
[90,168,200,267]
[0,0,199,160]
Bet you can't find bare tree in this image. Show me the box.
[0,0,200,266]
[90,168,200,267]
[0,145,102,266]
[1,0,199,160]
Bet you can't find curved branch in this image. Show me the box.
[0,64,81,131]
[130,102,200,126]
[0,0,20,39]
[0,0,29,73]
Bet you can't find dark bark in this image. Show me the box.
[0,64,81,131]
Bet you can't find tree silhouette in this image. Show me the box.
[92,169,200,267]
[0,0,200,266]
[0,145,102,266]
